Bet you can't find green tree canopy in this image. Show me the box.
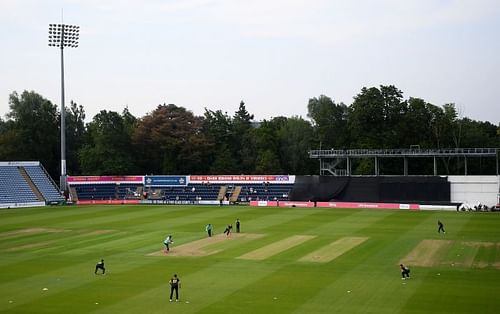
[1,91,59,177]
[79,109,136,175]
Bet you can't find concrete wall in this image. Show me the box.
[448,176,499,206]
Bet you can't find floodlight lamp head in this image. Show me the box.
[48,23,80,49]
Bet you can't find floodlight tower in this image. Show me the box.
[48,23,79,193]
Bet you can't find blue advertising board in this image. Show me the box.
[144,176,187,187]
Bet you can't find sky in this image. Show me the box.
[1,0,499,123]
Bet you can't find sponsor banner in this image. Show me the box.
[420,205,457,211]
[250,201,278,207]
[0,201,45,209]
[316,202,420,210]
[198,200,230,205]
[189,175,294,183]
[250,201,314,207]
[278,201,315,208]
[0,161,40,167]
[144,176,187,187]
[76,200,140,205]
[67,176,143,184]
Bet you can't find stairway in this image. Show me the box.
[217,186,227,200]
[229,186,242,202]
[69,186,79,201]
[18,167,45,202]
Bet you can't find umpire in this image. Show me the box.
[169,274,181,302]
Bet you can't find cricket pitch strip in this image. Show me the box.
[147,233,265,257]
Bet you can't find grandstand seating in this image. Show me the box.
[0,166,39,204]
[24,166,65,203]
[71,182,293,202]
[73,184,117,200]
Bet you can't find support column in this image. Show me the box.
[433,156,437,176]
[496,148,499,176]
[375,156,379,176]
[464,157,468,176]
[347,157,351,176]
[404,157,408,176]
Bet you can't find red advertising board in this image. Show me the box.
[315,202,419,210]
[67,176,143,183]
[76,200,140,205]
[250,201,419,210]
[249,201,315,207]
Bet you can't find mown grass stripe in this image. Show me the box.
[298,236,369,263]
[237,235,316,260]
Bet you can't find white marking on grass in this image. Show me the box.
[237,235,316,260]
[42,288,48,291]
[298,237,369,263]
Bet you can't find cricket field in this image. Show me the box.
[1,205,500,313]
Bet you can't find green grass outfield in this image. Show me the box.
[1,205,500,314]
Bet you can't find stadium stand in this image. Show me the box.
[0,162,64,208]
[73,183,117,200]
[70,180,294,203]
[0,164,40,204]
[24,165,65,203]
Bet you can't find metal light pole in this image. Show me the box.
[48,23,79,193]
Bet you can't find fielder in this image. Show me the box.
[169,274,181,302]
[400,264,410,279]
[438,220,445,233]
[95,259,105,274]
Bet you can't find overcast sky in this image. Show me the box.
[1,0,499,123]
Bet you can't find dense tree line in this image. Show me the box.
[0,86,498,179]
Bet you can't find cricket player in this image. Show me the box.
[236,218,240,233]
[206,224,213,237]
[438,220,445,233]
[400,264,410,279]
[223,224,232,236]
[164,235,173,253]
[95,259,105,274]
[169,274,181,302]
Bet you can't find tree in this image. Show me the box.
[209,144,239,174]
[277,116,316,174]
[203,109,235,171]
[255,149,281,174]
[348,85,406,149]
[251,118,284,174]
[132,104,211,174]
[231,101,256,173]
[399,97,436,148]
[307,95,349,149]
[64,101,86,175]
[1,91,59,177]
[79,110,136,175]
